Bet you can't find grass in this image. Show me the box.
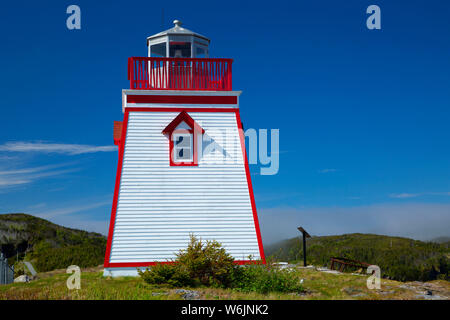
[1,265,448,300]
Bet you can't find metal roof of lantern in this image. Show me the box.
[147,20,210,43]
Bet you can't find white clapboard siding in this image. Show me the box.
[109,111,260,263]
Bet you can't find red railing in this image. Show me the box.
[128,57,233,91]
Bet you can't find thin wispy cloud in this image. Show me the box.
[0,179,31,187]
[0,155,18,161]
[255,192,303,203]
[0,141,116,155]
[31,200,111,219]
[25,198,112,235]
[389,193,420,199]
[0,163,72,175]
[318,168,338,174]
[0,163,78,189]
[389,192,450,199]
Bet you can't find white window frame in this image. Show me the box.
[172,132,193,163]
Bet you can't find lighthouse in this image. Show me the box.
[104,21,265,276]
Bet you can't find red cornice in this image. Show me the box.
[127,95,237,105]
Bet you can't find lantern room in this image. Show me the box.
[147,20,210,58]
[129,20,232,91]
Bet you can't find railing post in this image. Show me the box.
[127,58,132,89]
[228,61,232,90]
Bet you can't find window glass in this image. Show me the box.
[173,133,193,162]
[150,43,166,57]
[169,42,191,58]
[195,46,207,58]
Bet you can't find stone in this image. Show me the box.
[14,275,30,283]
[175,289,200,300]
[343,287,362,295]
[415,294,445,300]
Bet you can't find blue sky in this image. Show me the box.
[0,0,449,244]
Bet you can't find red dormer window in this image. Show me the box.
[162,111,205,166]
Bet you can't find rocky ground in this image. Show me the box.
[2,264,449,300]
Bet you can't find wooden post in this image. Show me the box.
[302,232,307,266]
[297,227,311,267]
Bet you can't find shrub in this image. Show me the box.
[138,263,193,287]
[231,264,303,294]
[176,235,235,287]
[33,243,105,272]
[138,235,304,294]
[140,235,236,288]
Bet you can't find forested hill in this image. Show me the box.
[431,236,450,245]
[0,213,106,273]
[265,233,450,282]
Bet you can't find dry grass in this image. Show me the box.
[1,265,448,300]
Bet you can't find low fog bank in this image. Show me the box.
[259,202,450,245]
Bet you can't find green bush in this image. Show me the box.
[33,243,105,272]
[138,235,304,294]
[139,235,235,288]
[232,264,303,294]
[176,235,235,287]
[138,263,193,287]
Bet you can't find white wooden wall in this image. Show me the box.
[108,111,261,263]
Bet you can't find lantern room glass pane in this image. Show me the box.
[150,43,166,57]
[195,46,208,58]
[169,42,191,58]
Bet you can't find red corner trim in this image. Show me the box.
[127,95,237,105]
[104,110,129,268]
[235,110,266,264]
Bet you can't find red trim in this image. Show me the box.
[162,110,205,166]
[169,41,190,45]
[104,110,129,268]
[194,40,208,47]
[107,260,262,268]
[163,111,204,167]
[104,108,266,267]
[127,95,237,105]
[236,111,266,264]
[162,110,205,135]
